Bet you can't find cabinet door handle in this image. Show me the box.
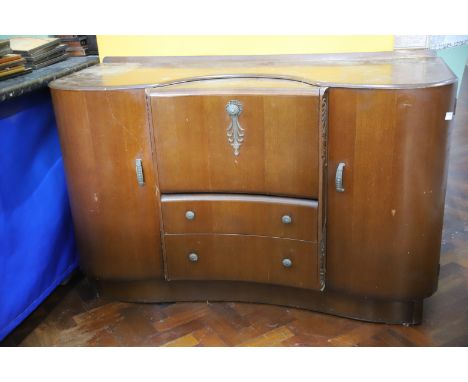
[135,158,145,186]
[335,162,346,192]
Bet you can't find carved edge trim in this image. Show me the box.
[319,88,329,292]
[320,90,328,166]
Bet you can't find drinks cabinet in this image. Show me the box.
[49,51,457,324]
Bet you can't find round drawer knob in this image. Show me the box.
[188,253,198,262]
[281,215,292,224]
[282,258,293,268]
[185,210,195,220]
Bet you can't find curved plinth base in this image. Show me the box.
[96,279,424,325]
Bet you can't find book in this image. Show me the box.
[0,53,22,65]
[0,39,10,49]
[10,37,60,57]
[0,56,25,70]
[0,39,11,55]
[30,53,68,70]
[23,44,67,63]
[0,46,13,56]
[0,65,32,81]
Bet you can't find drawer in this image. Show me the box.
[161,194,318,241]
[164,234,320,290]
[149,78,320,198]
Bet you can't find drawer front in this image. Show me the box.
[164,234,319,290]
[150,86,320,198]
[161,194,318,242]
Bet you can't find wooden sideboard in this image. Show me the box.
[49,51,457,324]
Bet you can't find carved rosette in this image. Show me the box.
[226,100,244,156]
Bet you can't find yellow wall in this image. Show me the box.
[96,35,394,60]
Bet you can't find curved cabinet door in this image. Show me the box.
[327,85,457,300]
[51,89,163,280]
[148,78,320,198]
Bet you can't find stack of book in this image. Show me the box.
[10,37,68,70]
[0,39,31,81]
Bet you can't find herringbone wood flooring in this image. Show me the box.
[4,68,468,347]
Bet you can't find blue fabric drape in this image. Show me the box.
[0,88,77,341]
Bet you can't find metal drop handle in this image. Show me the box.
[282,258,293,268]
[226,100,244,156]
[135,159,145,186]
[188,253,198,262]
[335,162,346,192]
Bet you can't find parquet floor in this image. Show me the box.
[3,67,468,347]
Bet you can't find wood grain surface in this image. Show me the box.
[327,84,457,300]
[49,52,457,91]
[150,91,320,198]
[51,89,163,280]
[161,194,318,241]
[164,234,319,290]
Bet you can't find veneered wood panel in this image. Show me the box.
[51,89,163,280]
[161,194,318,241]
[150,91,319,198]
[49,52,457,92]
[164,234,320,290]
[327,84,457,300]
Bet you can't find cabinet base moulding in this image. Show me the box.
[96,279,423,325]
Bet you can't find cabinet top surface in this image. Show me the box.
[49,51,457,91]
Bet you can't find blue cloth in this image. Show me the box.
[0,88,77,341]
